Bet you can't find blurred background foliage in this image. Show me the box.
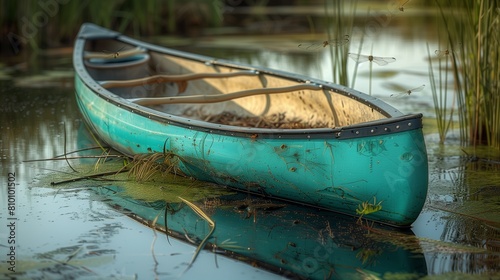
[0,0,320,53]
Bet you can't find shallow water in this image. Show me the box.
[1,15,500,280]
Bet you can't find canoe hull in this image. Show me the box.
[75,75,428,226]
[73,23,428,227]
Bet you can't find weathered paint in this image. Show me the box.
[73,23,429,226]
[75,75,428,226]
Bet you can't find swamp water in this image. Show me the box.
[1,26,500,280]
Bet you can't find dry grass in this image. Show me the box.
[127,152,181,182]
[194,111,329,129]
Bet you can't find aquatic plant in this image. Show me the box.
[355,197,383,223]
[434,0,500,148]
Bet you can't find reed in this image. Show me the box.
[434,0,500,148]
[427,43,455,144]
[323,0,357,86]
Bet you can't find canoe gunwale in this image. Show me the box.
[74,23,423,141]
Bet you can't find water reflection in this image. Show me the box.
[90,183,428,279]
[414,142,500,275]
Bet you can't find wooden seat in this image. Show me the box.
[127,84,323,105]
[99,70,260,89]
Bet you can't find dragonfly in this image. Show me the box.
[398,0,410,11]
[434,49,453,58]
[435,43,461,58]
[390,84,425,97]
[102,46,125,59]
[298,35,350,51]
[348,53,396,66]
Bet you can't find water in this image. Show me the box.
[1,17,500,280]
[0,76,279,278]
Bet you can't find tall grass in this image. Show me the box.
[323,0,357,86]
[1,0,225,50]
[427,42,455,144]
[434,0,500,148]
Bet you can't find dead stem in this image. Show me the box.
[151,211,162,280]
[177,196,216,273]
[53,146,110,158]
[50,169,129,186]
[63,123,77,173]
[23,155,124,162]
[164,205,171,245]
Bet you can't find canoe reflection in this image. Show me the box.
[95,186,427,279]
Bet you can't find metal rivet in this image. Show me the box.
[396,125,400,129]
[408,122,412,126]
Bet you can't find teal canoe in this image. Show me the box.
[73,23,428,227]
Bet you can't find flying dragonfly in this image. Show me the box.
[298,35,350,51]
[348,53,396,66]
[390,84,425,98]
[398,0,410,11]
[102,46,125,59]
[435,43,461,58]
[434,49,453,58]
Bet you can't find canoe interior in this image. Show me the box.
[83,40,388,129]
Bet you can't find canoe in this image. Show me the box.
[73,23,428,227]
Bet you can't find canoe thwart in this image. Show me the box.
[100,70,260,89]
[128,84,323,105]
